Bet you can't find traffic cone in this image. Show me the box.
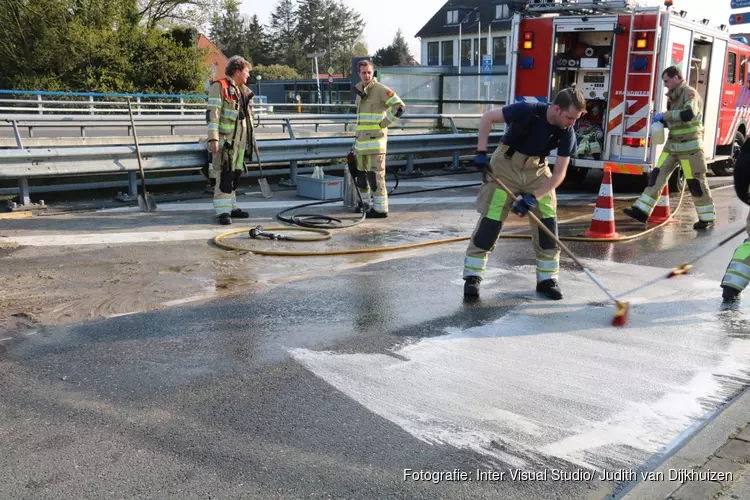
[585,168,619,239]
[647,185,677,224]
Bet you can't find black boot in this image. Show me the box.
[366,209,388,219]
[464,276,481,298]
[693,220,714,230]
[218,213,232,225]
[722,285,741,304]
[623,207,649,223]
[537,279,563,300]
[231,208,250,219]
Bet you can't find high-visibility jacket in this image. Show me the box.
[663,81,703,154]
[354,77,405,154]
[206,78,254,148]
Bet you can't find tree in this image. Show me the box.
[246,14,270,66]
[209,0,248,58]
[137,0,216,29]
[268,0,303,69]
[251,64,302,81]
[0,0,207,93]
[372,29,417,67]
[352,42,368,57]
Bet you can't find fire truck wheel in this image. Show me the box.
[712,131,744,177]
[668,165,685,193]
[564,166,588,184]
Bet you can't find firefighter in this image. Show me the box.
[352,60,405,218]
[624,66,715,230]
[720,138,750,304]
[206,55,255,225]
[463,88,587,300]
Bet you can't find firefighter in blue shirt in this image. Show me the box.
[463,88,587,300]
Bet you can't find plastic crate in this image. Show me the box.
[296,174,344,200]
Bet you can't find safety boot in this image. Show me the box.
[623,207,649,223]
[219,213,232,225]
[722,285,741,304]
[366,209,388,219]
[463,276,481,298]
[693,220,714,230]
[536,279,563,300]
[231,208,250,219]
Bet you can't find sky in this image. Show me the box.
[240,0,748,65]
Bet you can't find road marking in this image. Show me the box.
[290,260,750,470]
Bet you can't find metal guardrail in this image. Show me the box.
[1,113,485,140]
[0,131,501,205]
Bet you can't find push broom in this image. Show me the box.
[486,171,630,326]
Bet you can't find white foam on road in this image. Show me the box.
[3,229,227,247]
[289,261,750,471]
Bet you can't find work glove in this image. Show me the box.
[511,193,537,217]
[474,151,489,172]
[651,112,664,124]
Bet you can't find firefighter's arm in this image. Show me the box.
[477,109,506,152]
[664,91,699,125]
[206,82,222,146]
[533,156,569,199]
[379,87,405,128]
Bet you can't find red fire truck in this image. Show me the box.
[508,0,750,182]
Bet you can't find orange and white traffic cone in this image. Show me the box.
[647,185,677,224]
[585,168,619,239]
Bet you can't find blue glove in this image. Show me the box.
[511,193,537,217]
[474,151,489,171]
[652,112,664,124]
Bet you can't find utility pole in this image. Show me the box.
[307,50,326,108]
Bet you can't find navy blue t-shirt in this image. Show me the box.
[501,102,577,157]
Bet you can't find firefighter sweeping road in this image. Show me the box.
[1,172,749,499]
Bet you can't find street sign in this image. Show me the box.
[731,0,750,9]
[327,66,334,75]
[730,12,750,25]
[328,76,334,83]
[482,55,492,74]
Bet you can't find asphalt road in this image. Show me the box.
[1,177,749,499]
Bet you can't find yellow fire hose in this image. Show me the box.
[214,182,689,256]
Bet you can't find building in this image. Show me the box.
[414,0,515,69]
[197,34,229,90]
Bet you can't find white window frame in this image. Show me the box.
[495,4,509,19]
[446,10,459,24]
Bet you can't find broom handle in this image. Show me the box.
[487,171,620,304]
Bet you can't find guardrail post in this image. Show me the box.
[37,95,43,115]
[18,178,31,206]
[136,97,142,115]
[449,117,460,169]
[11,121,23,149]
[89,96,95,115]
[180,98,185,116]
[81,126,86,138]
[406,153,414,175]
[128,172,138,197]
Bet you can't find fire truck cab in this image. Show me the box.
[508,0,750,182]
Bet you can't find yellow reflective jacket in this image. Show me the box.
[354,77,405,154]
[206,78,254,150]
[663,81,703,154]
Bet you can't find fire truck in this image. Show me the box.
[507,0,750,182]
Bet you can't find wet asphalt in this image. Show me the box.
[1,174,749,500]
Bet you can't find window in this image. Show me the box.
[427,42,439,65]
[446,10,459,24]
[728,52,737,84]
[441,40,454,66]
[493,36,507,65]
[495,4,510,19]
[461,39,472,66]
[741,56,746,86]
[473,39,488,67]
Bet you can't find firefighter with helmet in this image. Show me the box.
[624,65,716,230]
[206,55,255,225]
[463,88,587,300]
